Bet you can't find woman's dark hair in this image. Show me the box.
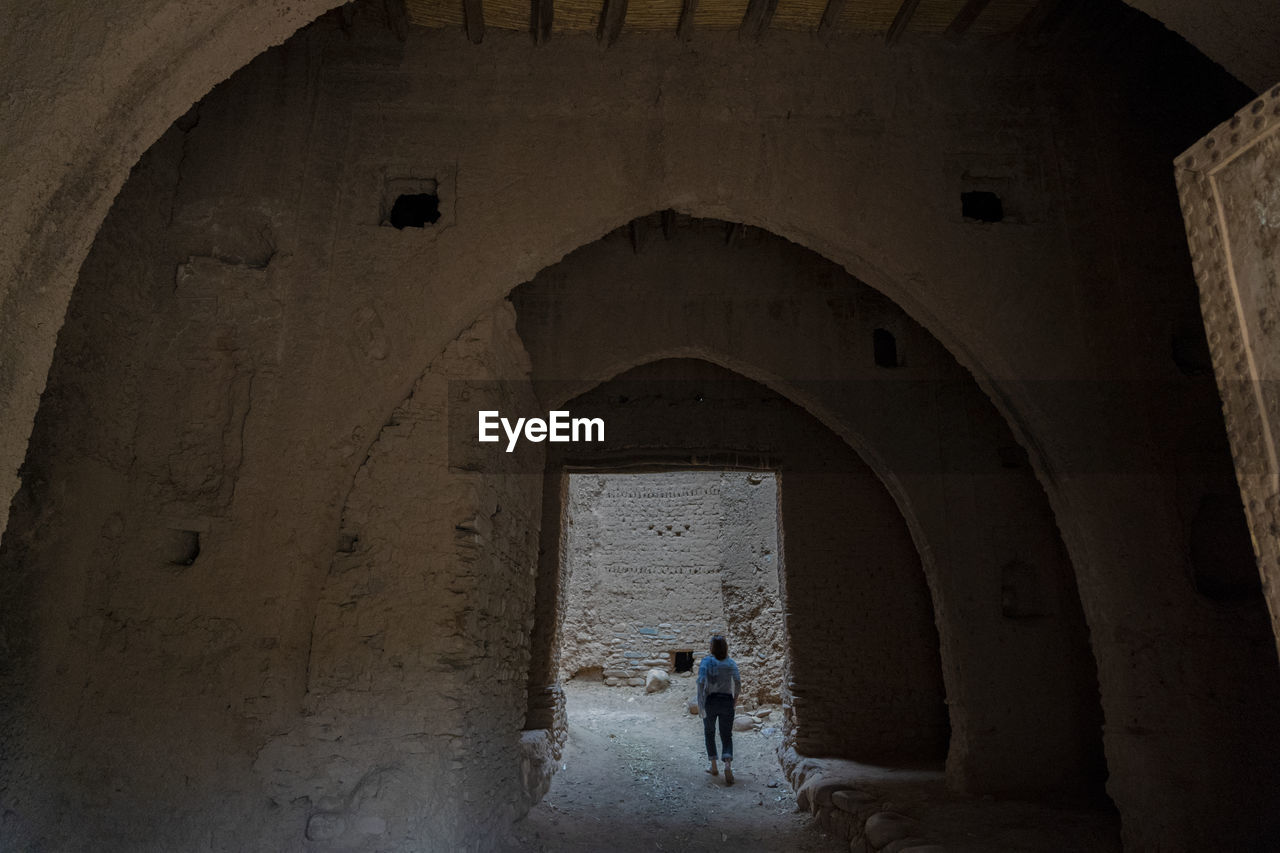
[710,635,728,661]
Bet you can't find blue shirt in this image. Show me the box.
[696,655,741,712]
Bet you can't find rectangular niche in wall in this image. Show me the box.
[383,178,440,229]
[375,167,456,231]
[558,470,784,694]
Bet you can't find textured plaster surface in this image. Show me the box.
[1,8,1278,851]
[1125,0,1280,90]
[513,230,1102,785]
[1,0,1278,549]
[529,359,953,767]
[559,471,785,702]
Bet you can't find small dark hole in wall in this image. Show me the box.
[388,193,441,229]
[873,328,900,368]
[167,529,201,566]
[674,651,694,673]
[962,191,1004,223]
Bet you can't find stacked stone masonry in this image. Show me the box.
[560,471,784,698]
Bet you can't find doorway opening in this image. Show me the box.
[516,468,808,846]
[558,469,785,704]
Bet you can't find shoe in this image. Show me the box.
[724,762,734,786]
[706,761,718,776]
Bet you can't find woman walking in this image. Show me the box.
[697,634,742,785]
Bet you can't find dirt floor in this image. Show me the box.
[505,678,1122,852]
[507,676,842,852]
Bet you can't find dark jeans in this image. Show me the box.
[703,693,734,760]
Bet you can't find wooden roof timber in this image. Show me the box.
[399,0,1045,41]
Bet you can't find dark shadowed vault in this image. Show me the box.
[3,1,1280,851]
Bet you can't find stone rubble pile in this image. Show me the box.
[644,669,671,693]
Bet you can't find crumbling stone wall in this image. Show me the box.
[560,471,783,700]
[255,303,546,850]
[2,8,1278,850]
[513,229,1096,785]
[526,359,950,765]
[1,0,1274,561]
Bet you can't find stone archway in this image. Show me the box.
[3,11,1278,849]
[523,361,951,800]
[257,302,548,851]
[511,228,1108,801]
[3,4,1276,525]
[522,362,946,774]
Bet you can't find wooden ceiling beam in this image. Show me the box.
[818,0,846,38]
[884,0,921,45]
[531,0,553,43]
[739,0,778,41]
[383,0,409,41]
[677,0,698,42]
[598,0,628,46]
[945,0,992,36]
[464,0,485,43]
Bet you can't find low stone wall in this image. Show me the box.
[777,746,1119,851]
[600,623,691,688]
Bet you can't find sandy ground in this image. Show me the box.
[507,677,843,852]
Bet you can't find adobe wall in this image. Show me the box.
[259,302,547,849]
[1,9,1277,850]
[533,359,950,763]
[0,4,1273,536]
[560,471,784,702]
[4,0,1266,554]
[781,470,951,763]
[513,227,1098,781]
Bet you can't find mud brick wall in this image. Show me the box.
[560,471,783,698]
